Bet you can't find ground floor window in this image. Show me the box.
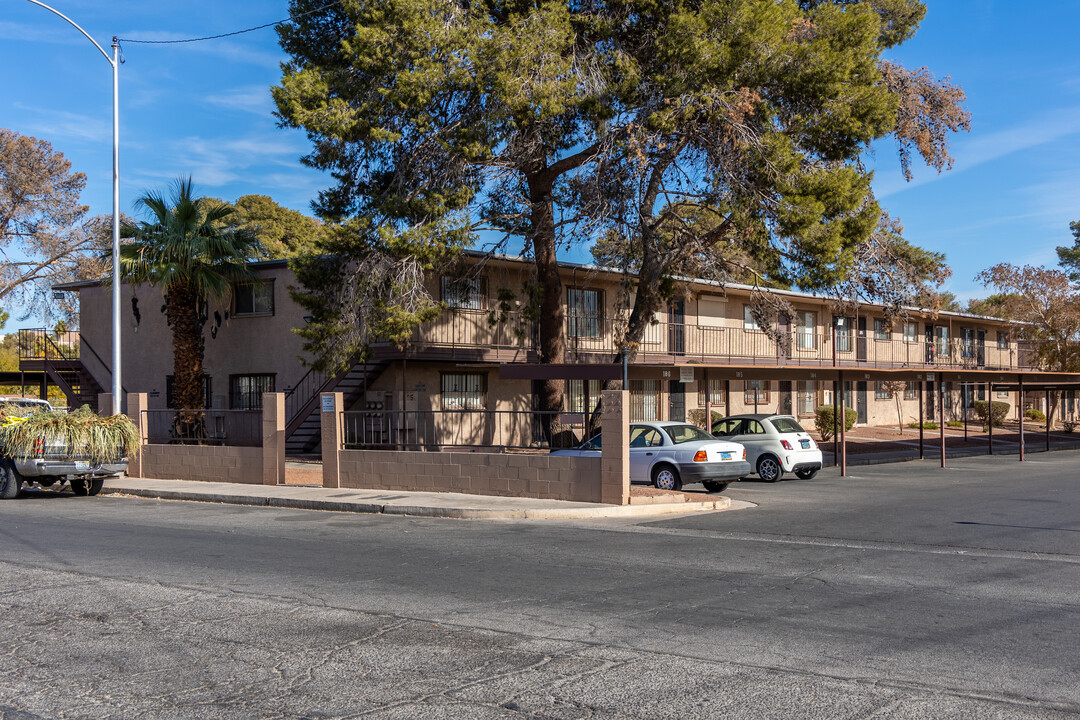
[566,379,602,414]
[743,380,770,405]
[904,381,919,401]
[697,377,725,406]
[229,374,274,410]
[629,379,660,421]
[442,372,486,410]
[874,382,890,400]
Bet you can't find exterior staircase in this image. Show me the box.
[17,330,112,411]
[284,361,389,455]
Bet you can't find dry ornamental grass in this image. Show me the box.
[0,405,139,464]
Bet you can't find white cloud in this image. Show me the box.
[204,86,275,116]
[13,102,111,143]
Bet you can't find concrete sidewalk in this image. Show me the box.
[101,477,737,520]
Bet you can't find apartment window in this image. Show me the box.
[997,389,1009,399]
[874,318,889,340]
[743,380,770,404]
[961,327,975,358]
[743,305,759,331]
[567,379,602,413]
[629,379,660,421]
[903,321,919,343]
[233,280,274,316]
[229,374,274,410]
[441,275,486,310]
[697,377,726,406]
[567,288,602,338]
[442,372,486,410]
[935,326,949,357]
[997,331,1009,349]
[904,381,918,401]
[875,382,891,400]
[835,317,853,353]
[796,311,816,350]
[796,380,816,416]
[166,374,212,409]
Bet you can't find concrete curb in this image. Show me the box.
[101,485,731,520]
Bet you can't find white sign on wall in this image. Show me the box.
[321,395,336,413]
[679,367,695,383]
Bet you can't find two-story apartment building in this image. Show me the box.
[40,252,1047,452]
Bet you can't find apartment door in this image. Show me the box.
[669,300,685,356]
[668,380,685,422]
[925,324,935,363]
[779,380,793,415]
[856,317,868,362]
[856,381,868,424]
[926,380,936,418]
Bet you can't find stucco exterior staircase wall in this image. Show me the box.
[285,361,389,456]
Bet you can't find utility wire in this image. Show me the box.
[115,0,339,44]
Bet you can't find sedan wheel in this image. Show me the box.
[652,465,682,492]
[757,456,783,483]
[702,480,729,494]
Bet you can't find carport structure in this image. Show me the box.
[688,365,1080,475]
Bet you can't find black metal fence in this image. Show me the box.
[143,409,262,446]
[341,409,594,450]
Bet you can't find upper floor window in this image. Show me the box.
[874,318,890,340]
[567,288,602,338]
[441,275,486,310]
[903,321,919,343]
[442,372,485,410]
[795,311,816,350]
[935,326,949,357]
[743,305,760,331]
[997,331,1010,349]
[230,374,275,410]
[835,316,853,353]
[234,280,274,317]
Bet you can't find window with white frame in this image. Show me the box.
[904,381,918,400]
[935,326,949,357]
[441,275,486,309]
[903,321,919,343]
[796,310,816,350]
[441,372,486,410]
[567,288,602,338]
[743,305,760,330]
[875,381,890,400]
[874,318,890,340]
[997,331,1009,349]
[629,379,660,421]
[835,317,853,352]
[233,280,274,316]
[796,380,816,416]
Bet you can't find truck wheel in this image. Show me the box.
[0,459,20,499]
[70,478,89,496]
[86,478,105,496]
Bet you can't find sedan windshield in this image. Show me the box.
[664,424,714,444]
[770,417,807,434]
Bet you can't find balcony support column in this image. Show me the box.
[1019,374,1025,462]
[919,380,924,460]
[939,377,946,468]
[838,370,846,477]
[987,382,993,455]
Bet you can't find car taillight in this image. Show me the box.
[780,439,793,450]
[693,450,708,462]
[742,448,746,460]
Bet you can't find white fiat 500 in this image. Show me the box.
[552,421,750,493]
[711,414,823,482]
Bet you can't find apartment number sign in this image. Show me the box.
[321,395,336,413]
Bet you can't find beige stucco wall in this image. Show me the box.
[337,449,605,502]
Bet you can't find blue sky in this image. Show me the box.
[2,1,1079,329]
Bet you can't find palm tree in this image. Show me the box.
[119,178,257,439]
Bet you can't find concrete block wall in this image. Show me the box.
[139,444,264,484]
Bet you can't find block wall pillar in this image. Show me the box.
[262,392,286,486]
[321,392,343,488]
[125,392,148,478]
[600,389,630,505]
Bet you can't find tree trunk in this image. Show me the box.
[528,173,565,431]
[166,279,207,441]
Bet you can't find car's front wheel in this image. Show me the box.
[702,480,729,494]
[652,465,682,492]
[757,456,783,483]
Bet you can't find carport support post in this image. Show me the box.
[832,380,839,467]
[918,381,924,459]
[988,383,993,455]
[1046,389,1051,452]
[321,392,344,488]
[838,371,846,477]
[262,392,285,486]
[703,368,711,430]
[600,389,630,505]
[1019,375,1025,462]
[963,383,968,440]
[125,392,147,479]
[939,378,946,468]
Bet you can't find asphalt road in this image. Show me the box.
[1,452,1078,719]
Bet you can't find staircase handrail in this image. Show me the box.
[284,364,329,427]
[77,333,127,396]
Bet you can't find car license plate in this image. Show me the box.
[74,461,90,471]
[720,452,732,460]
[800,440,810,449]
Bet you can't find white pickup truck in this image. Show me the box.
[0,398,128,499]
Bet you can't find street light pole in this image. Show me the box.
[26,1,122,414]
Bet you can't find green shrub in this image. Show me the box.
[907,420,939,430]
[1024,408,1046,422]
[687,409,725,431]
[946,420,962,428]
[973,400,1009,427]
[814,405,857,441]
